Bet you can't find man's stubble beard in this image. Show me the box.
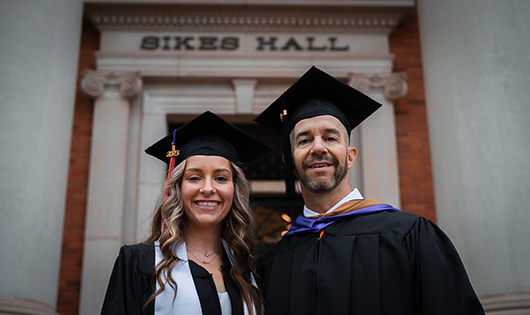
[293,155,348,194]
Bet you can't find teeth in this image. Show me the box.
[311,164,328,168]
[196,201,219,207]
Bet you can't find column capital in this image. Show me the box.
[80,70,142,100]
[348,72,408,101]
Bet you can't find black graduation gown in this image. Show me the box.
[258,210,485,315]
[101,243,244,315]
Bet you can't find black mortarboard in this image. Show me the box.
[145,111,271,231]
[254,66,382,198]
[145,111,271,166]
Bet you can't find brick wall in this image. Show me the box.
[389,10,436,222]
[56,18,99,315]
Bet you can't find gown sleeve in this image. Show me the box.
[101,244,155,315]
[407,217,485,315]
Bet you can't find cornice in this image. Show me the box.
[85,6,412,33]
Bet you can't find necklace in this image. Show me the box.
[187,248,219,264]
[186,243,221,257]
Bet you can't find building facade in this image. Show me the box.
[0,1,529,315]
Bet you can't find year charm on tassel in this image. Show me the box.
[280,109,287,122]
[166,144,180,158]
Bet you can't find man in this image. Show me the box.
[254,66,484,315]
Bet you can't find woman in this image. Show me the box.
[101,111,270,315]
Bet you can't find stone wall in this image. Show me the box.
[56,18,99,315]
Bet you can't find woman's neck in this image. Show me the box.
[184,224,223,252]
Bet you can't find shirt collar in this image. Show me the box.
[303,188,364,217]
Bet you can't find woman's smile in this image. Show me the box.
[194,200,222,209]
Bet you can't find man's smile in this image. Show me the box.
[307,162,333,170]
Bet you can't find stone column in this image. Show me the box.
[348,72,408,208]
[417,0,530,312]
[78,70,142,315]
[0,0,83,314]
[135,101,168,244]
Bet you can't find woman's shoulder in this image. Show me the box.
[118,243,155,276]
[118,242,154,257]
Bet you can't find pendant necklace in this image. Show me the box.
[187,248,219,264]
[187,243,221,257]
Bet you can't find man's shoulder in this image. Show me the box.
[336,208,426,235]
[366,208,423,221]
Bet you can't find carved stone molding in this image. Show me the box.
[85,6,411,32]
[0,298,58,315]
[348,72,408,101]
[80,70,142,100]
[480,292,530,313]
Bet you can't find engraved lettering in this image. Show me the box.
[174,36,195,50]
[199,37,218,50]
[140,36,160,50]
[162,36,171,50]
[281,37,304,51]
[306,37,326,51]
[329,37,349,51]
[256,37,278,51]
[140,35,349,53]
[221,37,239,50]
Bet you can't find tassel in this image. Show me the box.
[164,149,176,199]
[162,129,179,232]
[281,95,295,199]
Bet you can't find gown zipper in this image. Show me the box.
[315,230,324,313]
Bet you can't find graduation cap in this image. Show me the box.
[146,111,270,165]
[254,66,382,199]
[145,111,271,200]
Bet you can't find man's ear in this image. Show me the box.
[282,154,286,165]
[347,147,357,170]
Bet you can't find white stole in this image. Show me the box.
[154,240,258,315]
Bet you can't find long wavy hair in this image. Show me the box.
[144,158,262,315]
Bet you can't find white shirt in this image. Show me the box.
[303,188,364,217]
[218,291,232,315]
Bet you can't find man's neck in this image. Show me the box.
[301,182,352,214]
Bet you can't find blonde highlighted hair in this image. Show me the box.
[144,158,262,315]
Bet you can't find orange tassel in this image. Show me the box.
[164,155,176,199]
[162,143,178,233]
[162,135,179,233]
